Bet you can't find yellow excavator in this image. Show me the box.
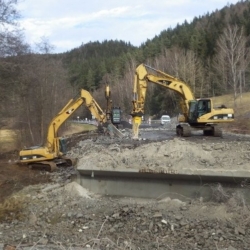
[19,88,122,171]
[131,64,234,139]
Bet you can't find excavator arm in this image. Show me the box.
[46,89,107,154]
[132,64,194,116]
[131,64,195,138]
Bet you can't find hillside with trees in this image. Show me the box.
[0,0,249,147]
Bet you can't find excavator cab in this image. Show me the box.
[105,85,122,128]
[59,138,67,154]
[188,99,211,123]
[111,107,121,125]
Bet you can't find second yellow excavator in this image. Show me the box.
[19,88,123,171]
[131,64,234,139]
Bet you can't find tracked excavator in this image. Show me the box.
[19,88,123,171]
[131,64,234,139]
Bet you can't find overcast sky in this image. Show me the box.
[17,0,240,53]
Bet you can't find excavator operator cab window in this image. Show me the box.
[198,100,211,117]
[187,100,198,122]
[111,108,121,124]
[112,108,121,118]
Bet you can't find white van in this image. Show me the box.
[160,115,171,125]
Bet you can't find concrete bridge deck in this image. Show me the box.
[76,167,250,202]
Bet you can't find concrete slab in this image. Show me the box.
[77,166,250,182]
[76,166,250,202]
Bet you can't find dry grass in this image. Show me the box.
[0,129,18,153]
[209,183,250,225]
[212,91,250,106]
[0,195,28,222]
[210,183,231,203]
[212,92,250,134]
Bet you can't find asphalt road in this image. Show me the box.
[137,122,250,144]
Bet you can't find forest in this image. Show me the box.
[0,0,249,147]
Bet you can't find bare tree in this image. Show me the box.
[35,36,55,54]
[173,48,206,97]
[0,0,29,56]
[154,47,206,98]
[0,0,19,25]
[0,0,30,130]
[96,57,138,118]
[214,25,249,104]
[15,54,73,146]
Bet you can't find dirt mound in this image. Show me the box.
[71,137,250,172]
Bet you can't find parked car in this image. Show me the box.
[160,115,171,125]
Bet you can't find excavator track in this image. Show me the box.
[203,126,222,137]
[28,161,58,172]
[27,157,78,172]
[176,125,191,137]
[182,126,191,137]
[213,126,222,137]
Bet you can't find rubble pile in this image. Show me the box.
[68,137,250,172]
[1,173,249,250]
[1,128,250,249]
